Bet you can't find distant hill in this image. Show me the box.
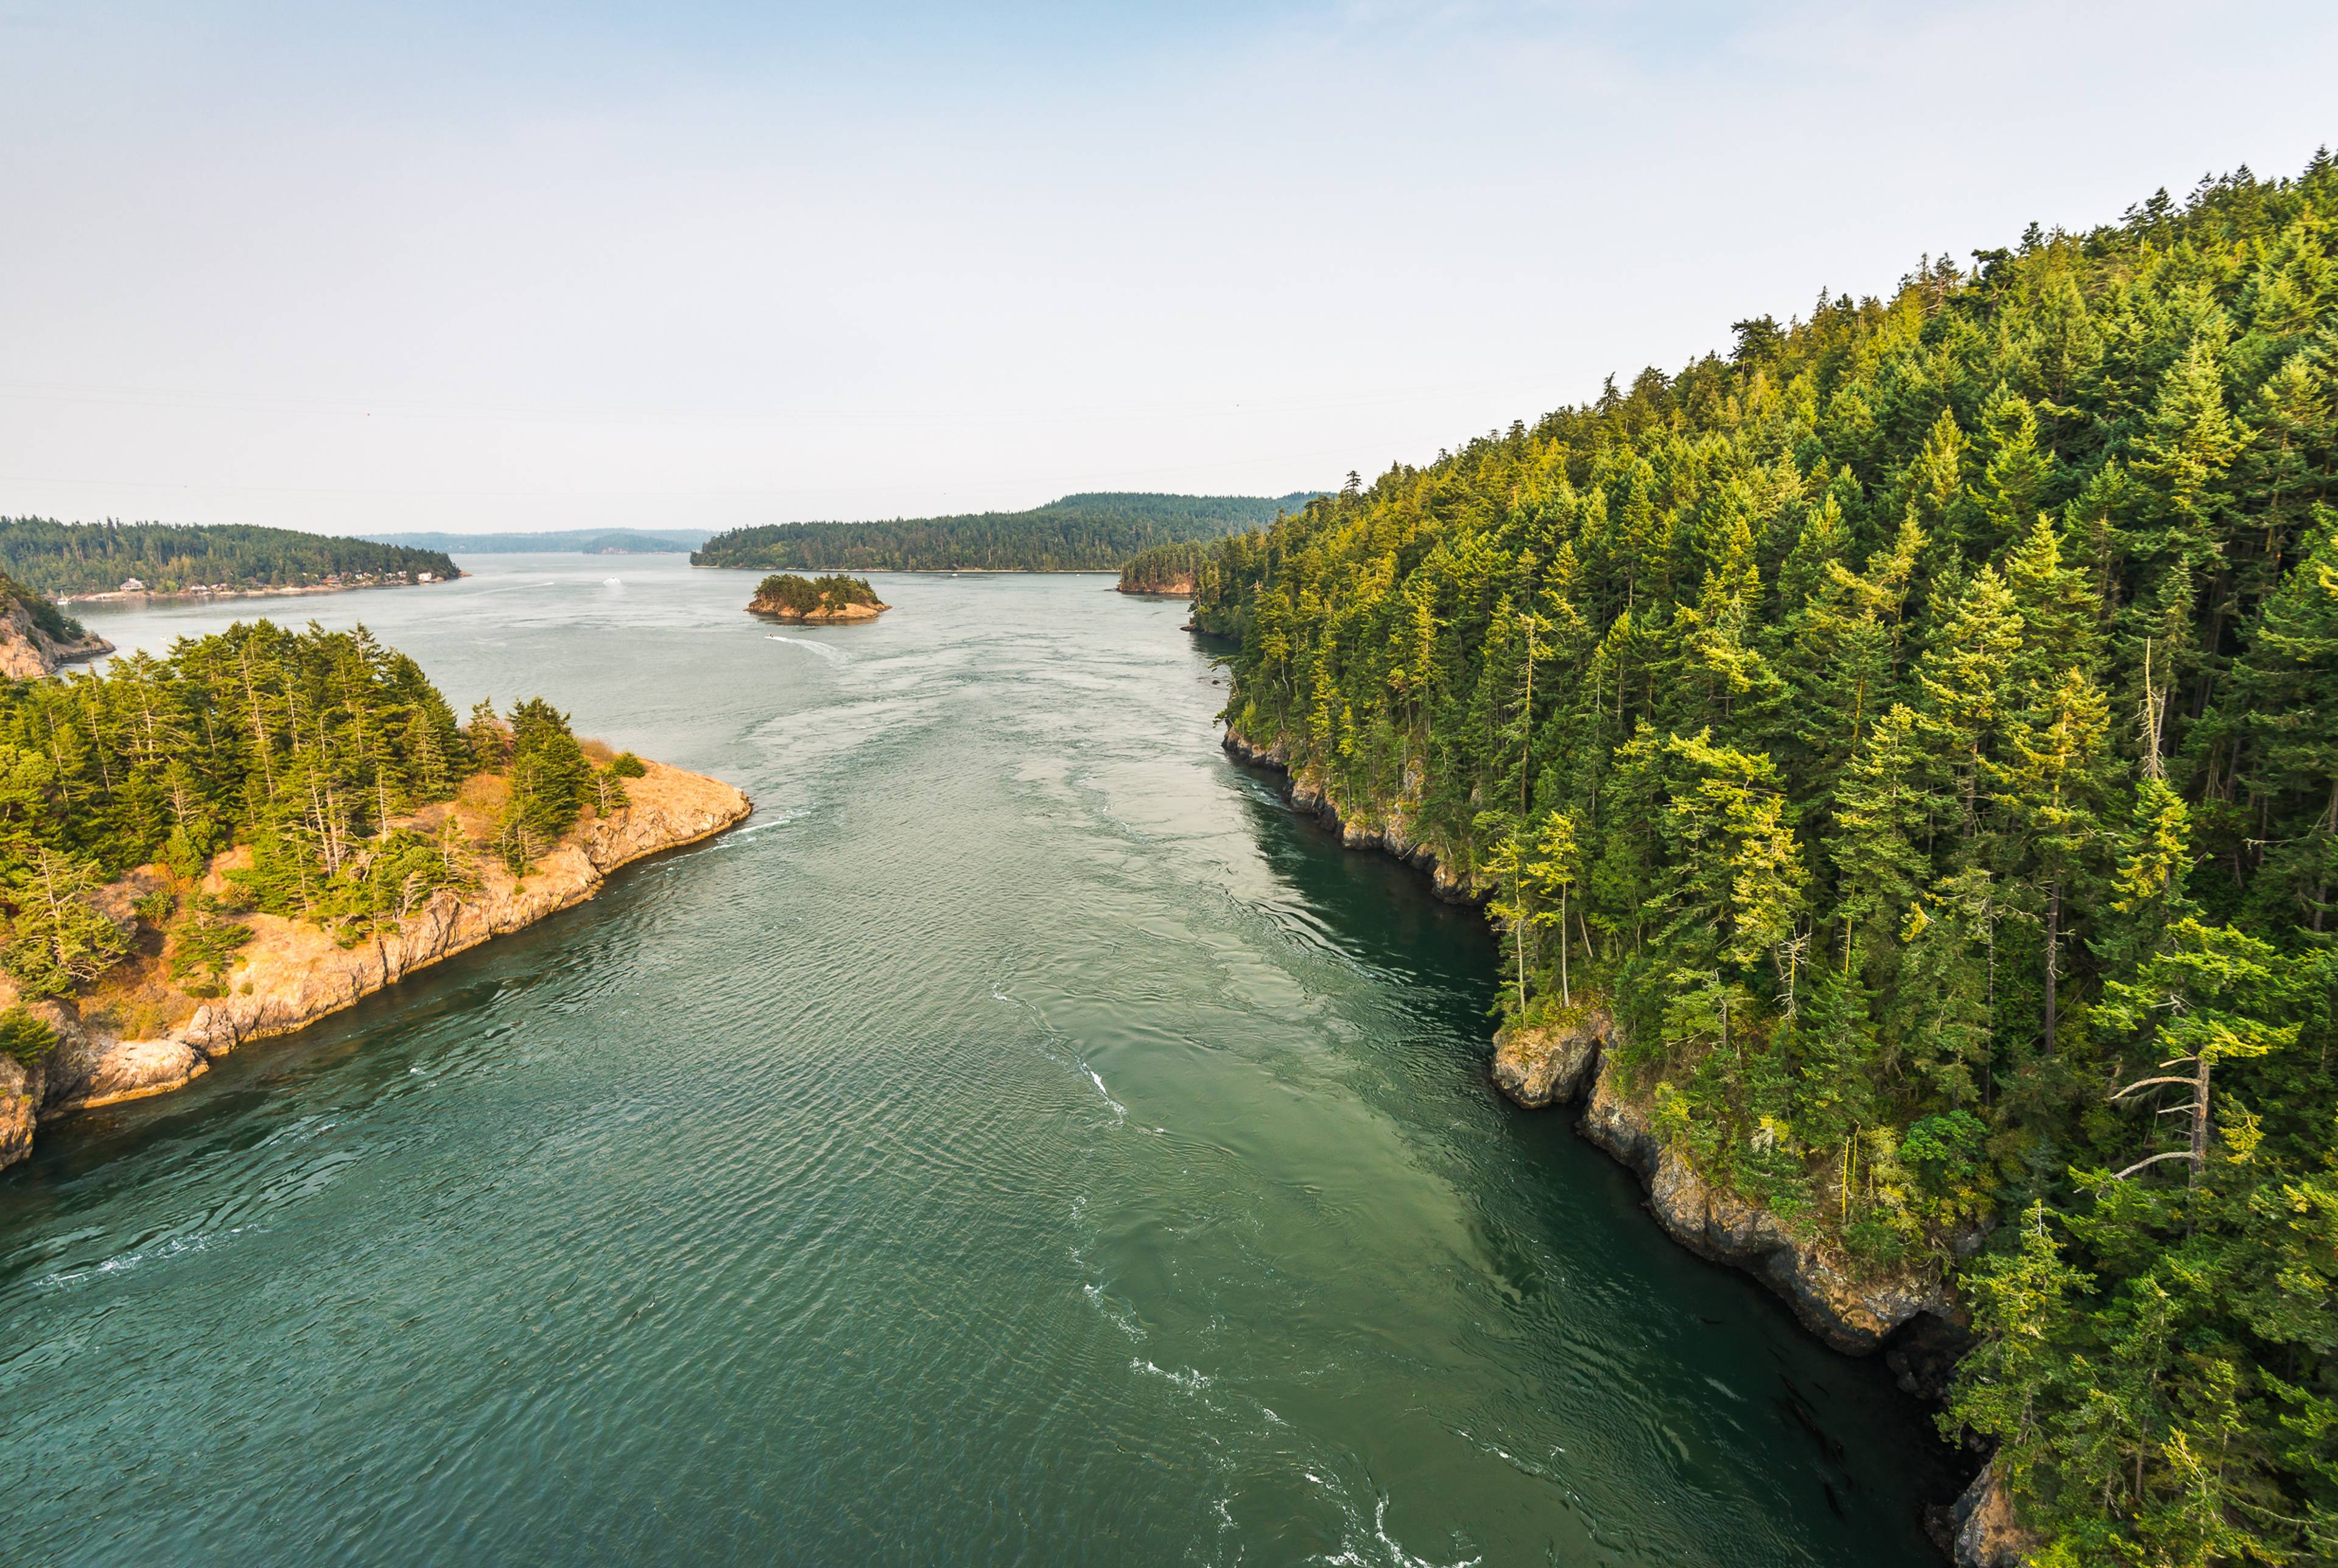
[690,492,1321,573]
[0,517,458,599]
[362,528,709,554]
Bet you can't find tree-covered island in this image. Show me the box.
[747,574,890,623]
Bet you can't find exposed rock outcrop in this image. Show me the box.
[0,589,112,677]
[0,1051,40,1166]
[1482,997,1963,1357]
[1116,570,1197,596]
[1576,1044,1959,1354]
[5,760,751,1166]
[746,573,890,623]
[1489,1010,1607,1107]
[750,598,886,623]
[1947,1462,2036,1568]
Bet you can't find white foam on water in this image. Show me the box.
[765,634,846,663]
[33,1225,258,1291]
[1315,1495,1484,1568]
[723,812,802,838]
[1084,1283,1146,1340]
[1131,1359,1213,1392]
[1083,1066,1128,1122]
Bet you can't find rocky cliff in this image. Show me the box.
[0,760,751,1168]
[1228,715,2003,1558]
[1223,722,1480,903]
[1231,715,1969,1355]
[1943,1463,2037,1568]
[0,586,112,677]
[1116,569,1198,596]
[749,597,887,623]
[1566,1032,1964,1356]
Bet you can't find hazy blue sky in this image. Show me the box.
[4,1,2334,533]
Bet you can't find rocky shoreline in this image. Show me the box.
[52,575,458,608]
[1491,1013,1968,1355]
[1221,724,1479,902]
[749,601,886,623]
[1222,718,2026,1564]
[0,594,113,677]
[0,760,751,1171]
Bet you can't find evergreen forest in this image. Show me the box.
[693,492,1316,573]
[1,518,458,597]
[1118,541,1209,593]
[1192,158,2338,1564]
[0,621,636,1026]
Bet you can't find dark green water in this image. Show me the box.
[4,560,1959,1564]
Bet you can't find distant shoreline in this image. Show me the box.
[58,575,462,609]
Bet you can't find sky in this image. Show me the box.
[2,1,2334,535]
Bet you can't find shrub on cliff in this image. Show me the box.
[167,893,253,995]
[0,1004,57,1065]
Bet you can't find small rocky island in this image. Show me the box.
[748,573,890,623]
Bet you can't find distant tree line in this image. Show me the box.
[693,492,1317,573]
[0,518,458,597]
[1195,156,2338,1563]
[361,528,706,555]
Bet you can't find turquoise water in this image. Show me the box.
[4,559,1959,1563]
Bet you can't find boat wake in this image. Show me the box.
[766,634,846,663]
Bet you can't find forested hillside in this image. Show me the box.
[692,492,1315,572]
[1,518,457,597]
[1195,158,2338,1564]
[0,623,637,1030]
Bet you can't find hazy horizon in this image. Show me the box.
[5,1,2334,535]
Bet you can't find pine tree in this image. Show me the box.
[1,847,128,998]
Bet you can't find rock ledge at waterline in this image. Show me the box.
[0,761,751,1170]
[1491,1010,1966,1354]
[1490,1010,2034,1566]
[1221,722,1480,903]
